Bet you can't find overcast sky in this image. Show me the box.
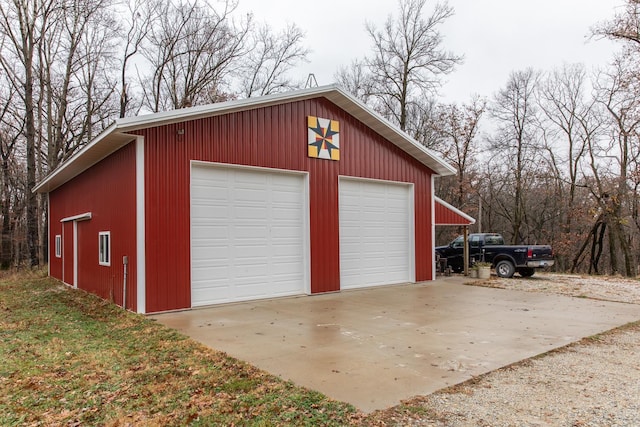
[235,0,624,103]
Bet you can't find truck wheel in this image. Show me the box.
[518,268,535,277]
[495,260,515,278]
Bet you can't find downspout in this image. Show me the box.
[123,255,128,310]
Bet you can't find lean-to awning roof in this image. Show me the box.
[435,197,476,226]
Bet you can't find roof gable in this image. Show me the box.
[35,84,455,193]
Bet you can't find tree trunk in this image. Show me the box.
[609,215,635,276]
[1,159,12,269]
[25,54,40,267]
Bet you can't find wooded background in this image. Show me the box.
[2,0,639,276]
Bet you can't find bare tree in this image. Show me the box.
[239,23,308,98]
[0,0,122,265]
[488,68,541,244]
[141,0,250,111]
[538,65,595,222]
[40,0,117,171]
[335,59,373,102]
[593,0,640,51]
[589,58,640,276]
[0,0,58,266]
[118,0,160,117]
[118,0,158,118]
[36,0,119,262]
[537,64,599,269]
[0,84,23,269]
[365,0,461,131]
[431,96,486,210]
[71,6,120,146]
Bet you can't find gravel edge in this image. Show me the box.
[365,274,640,427]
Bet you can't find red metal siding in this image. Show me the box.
[49,143,137,310]
[48,221,63,282]
[142,98,435,312]
[435,200,473,225]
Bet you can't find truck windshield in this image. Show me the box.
[451,236,464,248]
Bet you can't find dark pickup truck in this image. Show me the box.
[435,233,554,278]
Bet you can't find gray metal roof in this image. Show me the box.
[34,84,455,193]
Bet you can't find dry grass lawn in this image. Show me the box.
[0,270,365,426]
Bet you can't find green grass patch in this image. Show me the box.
[0,271,363,426]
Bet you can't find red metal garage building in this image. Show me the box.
[35,85,460,314]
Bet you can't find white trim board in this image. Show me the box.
[136,136,146,314]
[60,212,92,222]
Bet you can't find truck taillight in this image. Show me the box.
[527,248,533,258]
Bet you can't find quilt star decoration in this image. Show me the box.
[308,116,340,161]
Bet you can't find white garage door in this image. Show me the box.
[191,164,308,306]
[339,178,414,290]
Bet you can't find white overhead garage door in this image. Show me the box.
[191,163,308,306]
[339,178,414,290]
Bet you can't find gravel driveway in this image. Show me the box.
[367,273,640,426]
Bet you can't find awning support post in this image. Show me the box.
[463,226,469,276]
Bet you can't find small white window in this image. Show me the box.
[55,235,62,258]
[99,231,110,266]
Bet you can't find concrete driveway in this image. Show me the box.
[151,277,640,412]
